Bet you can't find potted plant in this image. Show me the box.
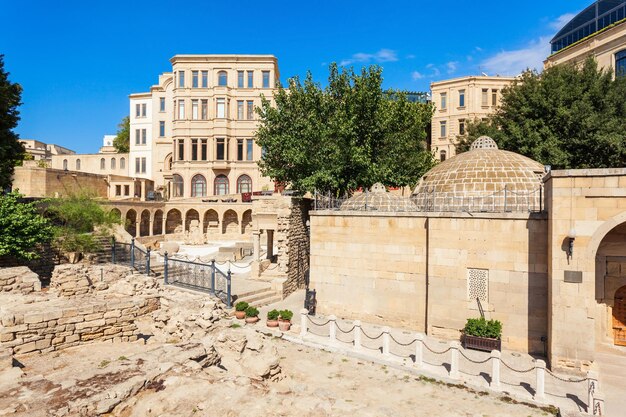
[266,309,280,327]
[245,306,259,324]
[278,309,293,332]
[234,301,249,319]
[461,317,502,352]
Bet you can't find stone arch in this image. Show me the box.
[586,211,626,260]
[241,209,252,234]
[139,209,150,237]
[63,159,68,170]
[191,174,207,197]
[203,209,219,234]
[153,209,163,235]
[125,209,137,236]
[110,208,122,220]
[613,285,626,346]
[165,209,182,234]
[237,174,252,194]
[111,157,116,170]
[75,159,81,170]
[222,209,239,234]
[164,153,172,172]
[185,209,200,232]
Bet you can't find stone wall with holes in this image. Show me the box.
[276,198,311,297]
[310,211,548,354]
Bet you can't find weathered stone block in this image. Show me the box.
[24,313,43,324]
[0,333,15,342]
[51,337,64,345]
[14,341,37,354]
[65,334,79,343]
[75,319,106,330]
[84,313,104,321]
[35,339,51,350]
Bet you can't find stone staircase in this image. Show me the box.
[234,286,282,308]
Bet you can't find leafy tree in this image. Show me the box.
[458,58,626,168]
[113,116,130,153]
[0,192,54,260]
[0,55,25,190]
[256,64,434,195]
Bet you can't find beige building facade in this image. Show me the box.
[19,139,74,161]
[430,76,515,161]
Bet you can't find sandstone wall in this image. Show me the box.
[12,165,108,198]
[278,198,311,297]
[0,267,41,294]
[50,263,132,297]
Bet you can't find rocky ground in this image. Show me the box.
[0,284,557,417]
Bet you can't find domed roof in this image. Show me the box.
[341,183,417,212]
[413,137,545,196]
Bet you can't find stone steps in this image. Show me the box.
[235,288,282,308]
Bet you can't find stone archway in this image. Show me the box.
[153,210,163,235]
[166,209,182,234]
[110,208,122,220]
[139,210,150,237]
[613,286,626,346]
[203,209,219,234]
[241,209,252,234]
[185,209,200,232]
[125,209,137,236]
[222,210,239,235]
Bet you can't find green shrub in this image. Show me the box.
[245,306,259,318]
[235,301,249,312]
[267,309,279,320]
[463,318,502,339]
[279,309,293,321]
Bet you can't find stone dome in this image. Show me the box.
[413,137,545,196]
[341,183,417,212]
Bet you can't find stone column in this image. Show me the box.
[449,341,460,379]
[135,219,140,238]
[491,350,501,390]
[534,359,546,402]
[141,180,147,201]
[266,229,274,259]
[149,218,153,236]
[162,216,167,236]
[253,231,261,260]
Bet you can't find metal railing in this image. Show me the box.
[111,237,151,275]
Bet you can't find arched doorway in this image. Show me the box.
[166,209,182,234]
[153,210,163,235]
[125,209,137,236]
[222,210,239,234]
[139,210,150,236]
[241,209,252,234]
[613,286,626,346]
[185,209,200,232]
[203,209,219,234]
[110,208,122,220]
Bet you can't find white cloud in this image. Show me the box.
[339,49,399,66]
[426,63,441,77]
[446,61,458,74]
[411,71,424,80]
[406,54,416,59]
[481,36,550,75]
[550,13,576,31]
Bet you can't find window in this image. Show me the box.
[617,50,626,78]
[192,99,198,120]
[459,119,465,136]
[201,139,207,160]
[440,121,447,138]
[172,174,184,197]
[481,89,488,106]
[178,71,185,88]
[111,158,116,169]
[141,157,146,174]
[440,150,446,161]
[159,121,165,137]
[124,185,130,196]
[237,139,244,161]
[246,139,253,161]
[191,174,207,197]
[467,268,489,303]
[63,159,68,170]
[141,103,146,117]
[135,157,140,174]
[177,139,184,160]
[237,174,252,193]
[201,70,208,87]
[178,100,185,119]
[120,158,125,169]
[75,159,81,170]
[192,70,198,88]
[440,93,447,110]
[246,100,254,120]
[459,90,465,107]
[491,89,498,106]
[262,71,270,88]
[115,185,121,196]
[214,174,229,195]
[201,99,208,120]
[135,129,140,145]
[238,71,244,88]
[141,129,146,145]
[191,138,198,161]
[100,158,105,170]
[218,71,227,86]
[160,97,165,112]
[248,71,254,88]
[216,98,225,118]
[135,103,140,117]
[237,100,244,120]
[216,138,225,160]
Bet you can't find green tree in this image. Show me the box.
[0,192,54,260]
[256,64,434,195]
[458,58,626,168]
[113,116,130,153]
[0,55,25,190]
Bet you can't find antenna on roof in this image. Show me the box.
[481,72,488,77]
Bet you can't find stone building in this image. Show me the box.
[19,139,75,161]
[308,137,626,374]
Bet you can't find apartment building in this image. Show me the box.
[129,54,279,199]
[430,76,516,161]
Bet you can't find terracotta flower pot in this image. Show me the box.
[267,319,279,328]
[245,316,259,324]
[235,311,246,319]
[278,320,291,332]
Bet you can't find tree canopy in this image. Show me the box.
[256,64,435,195]
[457,58,626,169]
[0,55,25,191]
[113,116,130,153]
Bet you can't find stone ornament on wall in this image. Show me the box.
[467,268,489,303]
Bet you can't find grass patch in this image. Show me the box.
[98,360,110,368]
[230,323,241,329]
[117,356,128,361]
[341,358,348,363]
[498,396,559,416]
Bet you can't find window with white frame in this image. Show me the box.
[178,71,185,88]
[440,121,447,137]
[159,97,165,112]
[237,71,244,88]
[192,71,199,88]
[191,99,198,120]
[440,93,447,110]
[248,71,254,88]
[159,121,165,137]
[178,100,185,119]
[262,71,270,88]
[246,100,254,120]
[216,98,225,118]
[201,70,208,87]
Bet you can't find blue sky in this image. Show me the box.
[1,0,590,153]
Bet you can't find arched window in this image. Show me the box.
[440,150,447,162]
[218,71,228,87]
[616,50,626,78]
[164,154,172,171]
[191,174,207,197]
[172,174,184,198]
[120,157,126,169]
[75,159,81,170]
[237,174,252,193]
[63,159,68,170]
[214,174,229,195]
[100,158,105,170]
[111,158,116,169]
